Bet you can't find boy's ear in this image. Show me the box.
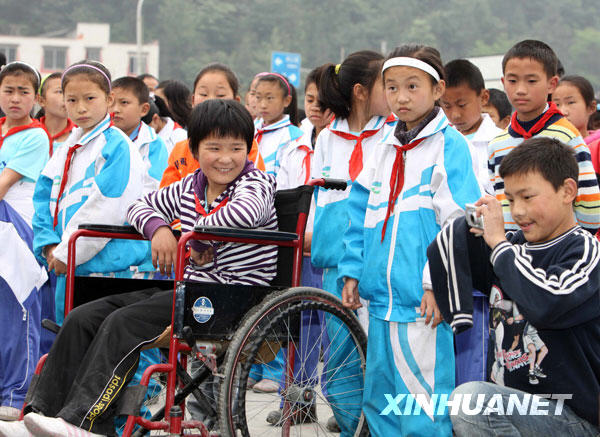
[433,79,446,101]
[499,115,511,130]
[234,95,241,102]
[479,89,490,106]
[140,102,150,117]
[547,75,559,94]
[562,177,578,203]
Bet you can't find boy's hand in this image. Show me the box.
[471,195,507,249]
[342,278,362,310]
[43,244,58,265]
[190,247,214,265]
[52,259,67,275]
[420,289,443,328]
[151,227,178,275]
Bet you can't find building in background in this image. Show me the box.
[0,22,159,78]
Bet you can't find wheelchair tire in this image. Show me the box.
[218,287,369,437]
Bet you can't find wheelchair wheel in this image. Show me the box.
[218,287,369,437]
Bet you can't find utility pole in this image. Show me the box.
[136,0,145,75]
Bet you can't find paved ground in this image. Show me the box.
[144,366,342,436]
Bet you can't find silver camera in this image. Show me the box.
[465,203,484,230]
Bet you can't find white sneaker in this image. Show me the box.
[24,413,105,437]
[0,406,20,421]
[0,420,31,437]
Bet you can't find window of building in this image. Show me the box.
[86,47,102,61]
[128,52,148,75]
[0,45,17,63]
[43,46,67,70]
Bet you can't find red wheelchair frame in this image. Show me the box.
[26,178,351,437]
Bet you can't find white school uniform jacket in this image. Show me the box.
[277,119,315,190]
[130,121,169,195]
[157,117,187,155]
[255,115,303,176]
[337,110,481,322]
[311,115,394,269]
[32,115,147,271]
[469,113,501,194]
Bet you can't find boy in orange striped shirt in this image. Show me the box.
[488,40,600,234]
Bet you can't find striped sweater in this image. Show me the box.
[488,112,600,234]
[127,160,278,285]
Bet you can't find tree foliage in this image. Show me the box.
[1,0,598,91]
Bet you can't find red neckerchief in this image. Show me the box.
[381,137,426,242]
[194,193,230,217]
[331,128,380,181]
[297,144,313,185]
[254,119,291,145]
[53,144,83,228]
[0,117,44,149]
[173,121,183,129]
[40,116,76,156]
[510,102,562,139]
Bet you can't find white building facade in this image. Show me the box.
[0,22,159,79]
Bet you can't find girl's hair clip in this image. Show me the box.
[335,64,341,75]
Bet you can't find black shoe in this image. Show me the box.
[265,404,317,426]
[528,371,539,385]
[326,415,341,433]
[533,365,547,378]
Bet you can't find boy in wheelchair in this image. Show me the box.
[1,99,278,437]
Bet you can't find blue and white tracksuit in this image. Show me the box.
[0,200,49,410]
[130,122,168,195]
[32,115,148,323]
[311,115,393,435]
[338,111,481,436]
[255,115,303,176]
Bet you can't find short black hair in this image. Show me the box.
[444,59,485,93]
[502,39,558,78]
[0,52,6,67]
[499,137,578,191]
[487,89,513,120]
[112,76,150,104]
[188,99,254,156]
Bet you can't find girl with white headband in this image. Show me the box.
[31,59,148,329]
[338,44,481,436]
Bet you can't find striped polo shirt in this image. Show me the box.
[127,161,278,285]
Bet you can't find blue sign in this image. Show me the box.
[271,51,301,88]
[192,297,214,324]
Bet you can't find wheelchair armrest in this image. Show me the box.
[78,224,140,235]
[193,226,298,241]
[42,318,60,334]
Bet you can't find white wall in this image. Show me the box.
[0,22,159,79]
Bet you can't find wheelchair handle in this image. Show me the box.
[308,178,347,191]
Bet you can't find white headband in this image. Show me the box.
[382,57,441,82]
[2,61,41,85]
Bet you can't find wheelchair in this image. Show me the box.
[26,179,369,437]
